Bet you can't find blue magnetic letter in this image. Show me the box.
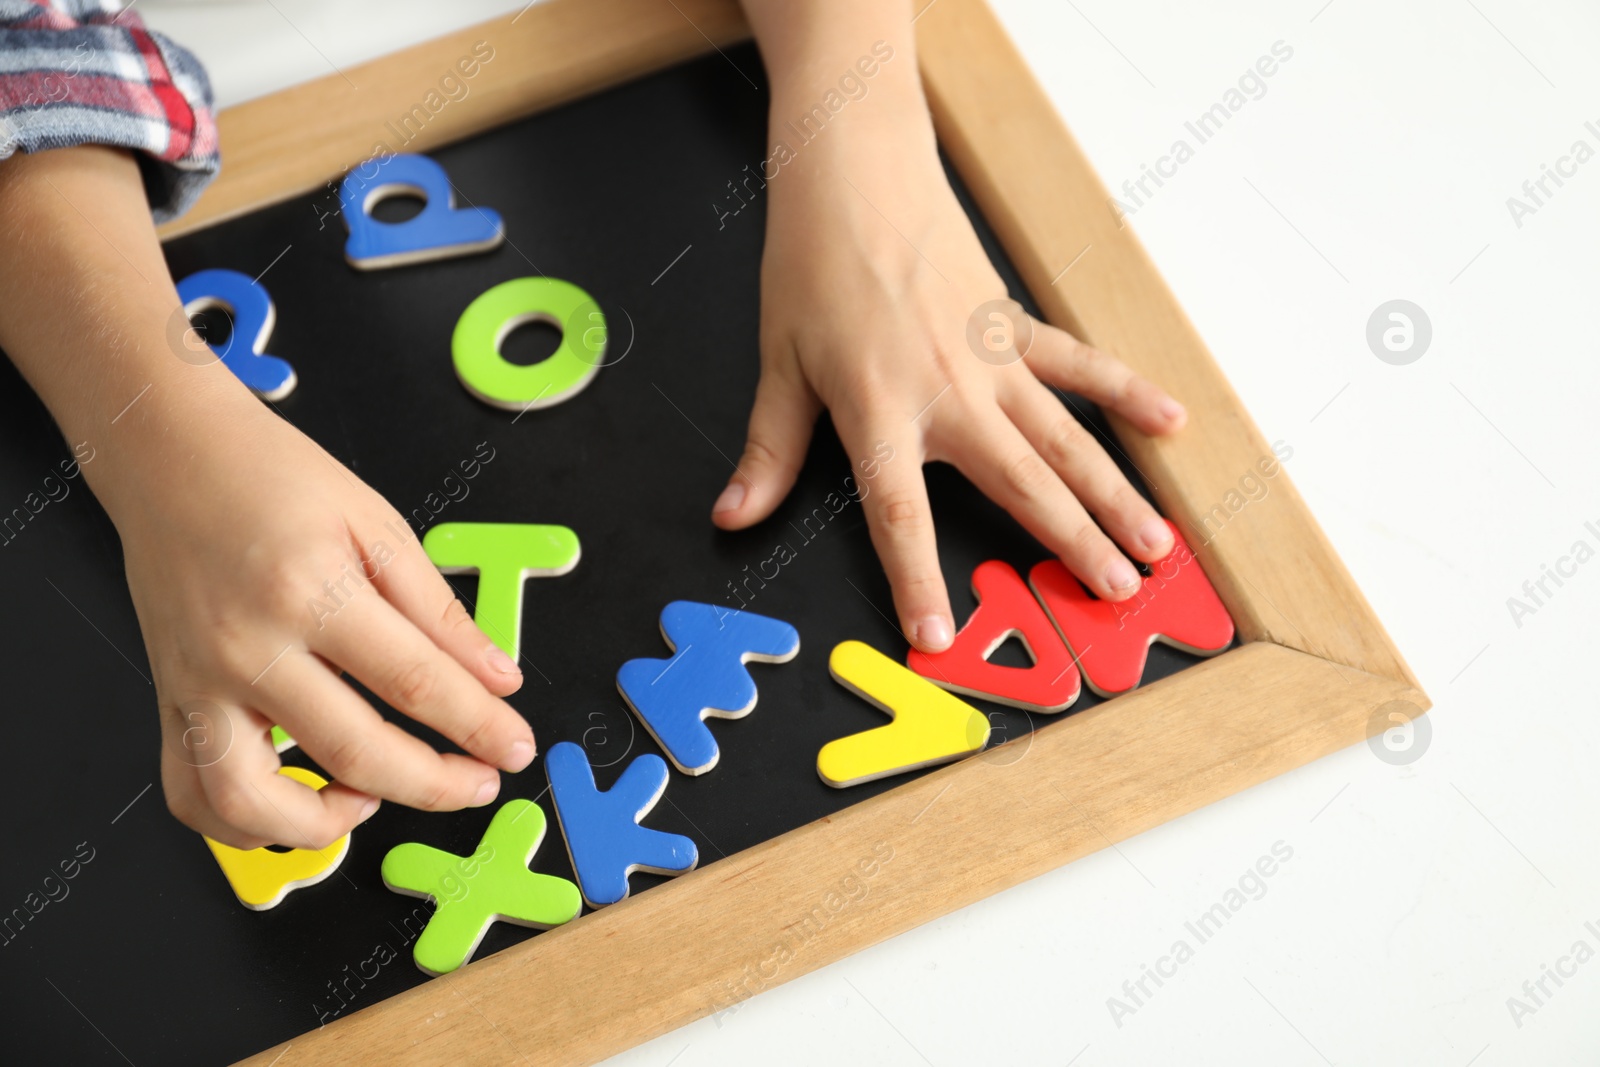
[175,268,297,400]
[546,742,697,908]
[341,153,503,269]
[616,602,800,775]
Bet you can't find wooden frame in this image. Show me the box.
[178,1,1429,1063]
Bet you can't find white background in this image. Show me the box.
[140,1,1600,1063]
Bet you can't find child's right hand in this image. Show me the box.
[108,390,535,850]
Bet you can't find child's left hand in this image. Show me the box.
[711,84,1186,653]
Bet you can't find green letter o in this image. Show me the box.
[452,277,606,411]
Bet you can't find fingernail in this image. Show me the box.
[487,646,520,675]
[713,481,745,514]
[914,615,953,652]
[359,797,380,822]
[1107,558,1141,592]
[507,739,535,772]
[1159,397,1185,422]
[472,777,499,807]
[1138,518,1173,555]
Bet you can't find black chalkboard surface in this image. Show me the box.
[0,43,1221,1065]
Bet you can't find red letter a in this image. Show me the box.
[907,560,1081,713]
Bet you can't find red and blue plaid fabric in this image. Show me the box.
[0,0,218,220]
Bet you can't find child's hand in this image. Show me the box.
[111,395,534,850]
[711,80,1186,653]
[0,146,532,851]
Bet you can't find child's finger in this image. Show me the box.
[362,527,523,698]
[711,365,821,529]
[200,765,375,852]
[1000,377,1174,563]
[258,654,503,813]
[311,592,535,774]
[161,747,272,850]
[193,702,378,850]
[841,424,953,652]
[1022,324,1185,434]
[946,410,1142,602]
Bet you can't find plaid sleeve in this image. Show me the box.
[0,0,219,221]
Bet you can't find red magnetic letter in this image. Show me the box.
[1028,521,1233,696]
[908,560,1081,713]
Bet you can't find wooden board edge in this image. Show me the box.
[157,0,749,240]
[235,641,1427,1065]
[915,0,1421,693]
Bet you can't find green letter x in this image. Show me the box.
[382,800,582,975]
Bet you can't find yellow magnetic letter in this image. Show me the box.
[203,765,351,910]
[817,640,991,788]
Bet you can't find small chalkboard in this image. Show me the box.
[0,2,1426,1062]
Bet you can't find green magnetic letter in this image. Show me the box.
[423,522,579,659]
[452,276,606,411]
[381,800,581,975]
